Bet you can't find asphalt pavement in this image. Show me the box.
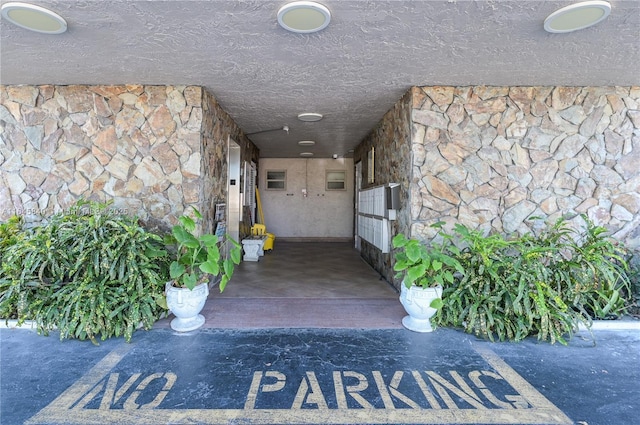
[1,326,639,425]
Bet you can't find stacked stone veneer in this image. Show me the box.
[0,85,258,233]
[356,86,640,288]
[354,90,413,278]
[200,89,259,235]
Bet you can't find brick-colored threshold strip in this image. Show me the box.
[154,297,407,329]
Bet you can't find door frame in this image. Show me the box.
[227,137,242,242]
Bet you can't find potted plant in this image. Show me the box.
[392,223,464,333]
[164,207,242,332]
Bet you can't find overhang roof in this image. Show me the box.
[1,0,639,157]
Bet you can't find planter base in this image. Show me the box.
[165,281,209,333]
[170,314,205,332]
[402,315,435,333]
[399,283,442,333]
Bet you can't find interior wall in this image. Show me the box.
[259,158,354,240]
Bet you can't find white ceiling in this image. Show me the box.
[1,0,639,158]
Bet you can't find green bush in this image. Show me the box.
[624,253,640,316]
[0,215,25,318]
[0,200,171,343]
[434,215,632,344]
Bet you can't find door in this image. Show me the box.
[227,138,241,242]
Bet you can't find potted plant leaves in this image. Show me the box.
[164,207,241,332]
[392,223,464,332]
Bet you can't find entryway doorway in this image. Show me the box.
[227,138,241,242]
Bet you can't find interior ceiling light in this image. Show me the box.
[300,152,314,157]
[544,1,611,33]
[298,140,316,146]
[277,1,331,34]
[1,2,67,34]
[298,112,323,122]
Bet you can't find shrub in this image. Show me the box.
[0,215,25,318]
[434,215,632,344]
[627,254,640,316]
[0,200,171,343]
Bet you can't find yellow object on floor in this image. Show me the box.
[251,224,274,251]
[264,232,275,251]
[251,224,266,236]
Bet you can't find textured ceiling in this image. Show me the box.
[1,0,639,158]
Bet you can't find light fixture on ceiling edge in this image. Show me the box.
[1,2,67,34]
[278,1,331,34]
[544,1,611,33]
[298,112,324,122]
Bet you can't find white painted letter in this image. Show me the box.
[373,371,420,409]
[426,371,486,409]
[292,372,328,409]
[333,371,374,409]
[244,371,287,409]
[123,373,177,409]
[469,370,530,409]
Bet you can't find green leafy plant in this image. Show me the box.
[0,200,171,343]
[435,216,633,344]
[392,222,464,310]
[165,207,242,291]
[627,254,640,317]
[567,218,631,319]
[0,215,25,318]
[0,215,23,254]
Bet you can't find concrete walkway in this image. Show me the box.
[2,326,638,425]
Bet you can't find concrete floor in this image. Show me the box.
[222,241,397,298]
[154,242,407,329]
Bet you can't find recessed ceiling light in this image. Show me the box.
[544,1,611,33]
[298,140,316,146]
[297,112,324,122]
[300,152,314,157]
[277,1,331,34]
[1,2,67,34]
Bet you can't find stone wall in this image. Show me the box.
[355,86,640,289]
[201,90,259,236]
[354,90,413,283]
[411,86,640,249]
[0,84,258,234]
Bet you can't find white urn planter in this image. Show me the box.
[165,281,209,332]
[399,283,443,333]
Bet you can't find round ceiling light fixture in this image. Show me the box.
[298,140,316,146]
[544,1,611,33]
[300,152,314,157]
[277,1,331,34]
[1,2,67,34]
[298,112,324,122]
